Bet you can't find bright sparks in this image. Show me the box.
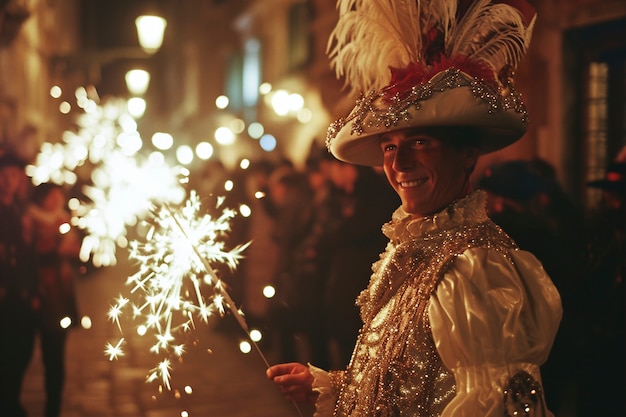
[27,92,186,267]
[106,191,249,389]
[104,338,125,361]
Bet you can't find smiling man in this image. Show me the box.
[267,1,563,416]
[379,127,480,216]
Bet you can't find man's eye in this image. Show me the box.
[411,138,429,147]
[382,144,396,152]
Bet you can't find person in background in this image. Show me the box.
[0,153,37,417]
[238,160,281,338]
[26,183,81,417]
[579,159,625,417]
[266,164,315,363]
[266,0,562,416]
[321,160,398,369]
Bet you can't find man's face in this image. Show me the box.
[379,129,478,215]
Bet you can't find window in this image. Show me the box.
[288,1,312,71]
[585,62,609,208]
[564,18,626,210]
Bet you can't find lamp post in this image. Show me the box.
[51,14,167,87]
[135,15,167,54]
[125,69,151,95]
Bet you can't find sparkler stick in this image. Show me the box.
[162,199,304,417]
[163,203,272,369]
[107,191,304,416]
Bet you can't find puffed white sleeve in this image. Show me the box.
[309,365,341,417]
[429,247,562,417]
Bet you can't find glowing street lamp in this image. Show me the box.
[125,69,151,95]
[135,15,167,54]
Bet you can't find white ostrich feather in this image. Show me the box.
[328,0,535,93]
[447,0,536,74]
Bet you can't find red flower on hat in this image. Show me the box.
[383,55,496,102]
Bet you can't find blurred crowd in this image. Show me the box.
[198,143,401,372]
[0,152,83,417]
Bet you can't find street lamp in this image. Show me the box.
[135,15,167,54]
[125,69,151,95]
[51,14,167,85]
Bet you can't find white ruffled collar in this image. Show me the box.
[382,190,489,243]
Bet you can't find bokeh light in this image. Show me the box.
[152,132,174,150]
[195,142,214,160]
[259,134,276,152]
[215,95,229,109]
[176,145,194,165]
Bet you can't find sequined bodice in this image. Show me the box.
[334,192,517,417]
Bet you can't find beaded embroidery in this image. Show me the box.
[325,68,528,150]
[333,193,518,417]
[503,371,546,417]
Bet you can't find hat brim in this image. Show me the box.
[329,70,528,166]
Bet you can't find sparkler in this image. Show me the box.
[105,190,270,391]
[34,85,301,414]
[27,88,186,267]
[107,190,305,417]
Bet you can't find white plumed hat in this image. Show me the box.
[325,0,537,166]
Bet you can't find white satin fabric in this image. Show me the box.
[430,248,562,417]
[311,191,562,417]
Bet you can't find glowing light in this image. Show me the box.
[254,191,265,199]
[297,108,313,123]
[270,90,290,116]
[214,127,235,145]
[259,134,277,152]
[135,15,167,54]
[50,85,62,98]
[81,316,92,329]
[176,145,194,165]
[125,69,151,95]
[263,285,275,298]
[149,152,165,166]
[152,132,174,150]
[249,329,262,342]
[75,151,185,267]
[59,222,71,234]
[239,341,252,354]
[105,338,125,360]
[239,204,251,218]
[239,159,250,169]
[215,95,229,109]
[229,118,246,134]
[288,93,304,111]
[59,101,71,114]
[29,96,186,267]
[259,82,272,95]
[224,180,234,192]
[106,191,251,389]
[60,316,73,329]
[116,131,143,155]
[68,198,80,211]
[127,97,147,118]
[195,142,213,160]
[184,386,193,394]
[247,122,264,139]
